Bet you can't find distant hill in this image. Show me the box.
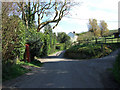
[76,32,88,36]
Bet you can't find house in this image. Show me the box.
[113,28,120,38]
[68,31,78,42]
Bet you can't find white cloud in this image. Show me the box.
[33,0,119,33]
[53,0,119,34]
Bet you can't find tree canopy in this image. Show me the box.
[57,32,70,43]
[100,20,109,37]
[88,19,101,37]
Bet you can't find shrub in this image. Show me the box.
[64,44,112,59]
[26,28,44,60]
[2,16,26,64]
[26,24,57,59]
[113,52,120,84]
[56,43,65,50]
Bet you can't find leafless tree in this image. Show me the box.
[17,0,79,32]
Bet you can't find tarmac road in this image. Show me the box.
[2,50,120,88]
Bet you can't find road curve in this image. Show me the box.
[3,49,120,88]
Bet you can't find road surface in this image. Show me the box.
[3,50,120,88]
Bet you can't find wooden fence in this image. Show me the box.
[77,37,120,44]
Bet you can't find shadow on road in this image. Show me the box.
[46,56,58,58]
[3,50,120,88]
[45,51,65,59]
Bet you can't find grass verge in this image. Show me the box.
[19,59,43,68]
[2,64,29,82]
[3,59,43,82]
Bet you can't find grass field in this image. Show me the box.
[79,35,120,44]
[77,30,120,44]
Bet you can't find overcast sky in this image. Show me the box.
[53,0,120,34]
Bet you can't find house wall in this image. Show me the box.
[119,28,120,33]
[68,32,78,42]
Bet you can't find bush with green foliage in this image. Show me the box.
[57,32,71,43]
[2,15,26,64]
[25,24,57,59]
[26,27,44,60]
[43,24,57,55]
[57,32,72,50]
[64,44,112,59]
[113,52,120,84]
[56,43,65,50]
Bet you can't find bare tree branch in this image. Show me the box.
[17,0,79,31]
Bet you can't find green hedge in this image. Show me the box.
[2,16,26,64]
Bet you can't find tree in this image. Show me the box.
[57,32,70,43]
[88,19,101,37]
[43,24,57,54]
[100,20,109,37]
[17,0,78,31]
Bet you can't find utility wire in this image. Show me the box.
[65,16,120,22]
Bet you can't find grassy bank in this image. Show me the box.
[3,60,43,82]
[2,64,29,82]
[112,52,120,84]
[64,44,113,59]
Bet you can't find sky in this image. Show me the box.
[52,0,120,34]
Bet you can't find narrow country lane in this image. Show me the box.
[3,50,120,88]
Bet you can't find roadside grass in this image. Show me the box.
[18,59,43,68]
[112,52,120,84]
[2,63,29,82]
[3,59,43,82]
[64,43,113,59]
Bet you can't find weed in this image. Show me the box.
[3,59,43,82]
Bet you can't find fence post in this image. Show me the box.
[95,38,97,44]
[101,44,103,51]
[105,37,106,43]
[117,38,119,43]
[87,39,88,45]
